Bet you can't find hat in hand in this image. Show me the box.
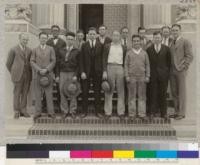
[62,81,81,98]
[101,80,111,93]
[38,74,51,88]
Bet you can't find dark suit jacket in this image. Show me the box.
[146,44,171,81]
[103,43,127,72]
[97,36,112,46]
[58,47,80,76]
[46,37,66,74]
[6,45,32,83]
[80,40,103,76]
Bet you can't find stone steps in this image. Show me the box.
[34,117,172,125]
[28,116,176,140]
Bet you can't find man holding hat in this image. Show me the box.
[56,32,80,119]
[31,32,56,120]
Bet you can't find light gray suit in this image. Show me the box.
[170,37,193,116]
[30,45,56,115]
[6,45,32,113]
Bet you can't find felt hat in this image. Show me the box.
[62,81,81,97]
[101,80,111,93]
[38,74,51,88]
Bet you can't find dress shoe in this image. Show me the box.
[118,114,125,120]
[128,116,136,121]
[104,115,111,121]
[174,115,185,120]
[80,113,87,118]
[96,113,104,118]
[21,112,31,118]
[61,113,68,120]
[71,113,76,119]
[33,114,41,121]
[48,114,56,119]
[14,112,20,119]
[169,114,178,118]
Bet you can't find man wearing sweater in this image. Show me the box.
[56,32,80,119]
[125,35,150,119]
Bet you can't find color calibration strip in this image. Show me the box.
[7,143,199,159]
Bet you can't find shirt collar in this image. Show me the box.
[40,44,46,49]
[19,44,25,51]
[111,42,121,46]
[66,45,73,51]
[132,48,142,54]
[176,36,182,42]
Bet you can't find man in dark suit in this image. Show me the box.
[161,26,173,47]
[46,25,66,111]
[79,27,104,118]
[146,31,171,119]
[97,25,112,46]
[138,27,152,50]
[6,33,32,119]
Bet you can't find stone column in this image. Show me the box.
[66,4,78,32]
[143,4,171,28]
[49,4,64,28]
[127,5,141,35]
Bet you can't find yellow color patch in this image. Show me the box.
[113,150,134,158]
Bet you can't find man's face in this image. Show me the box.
[153,33,162,45]
[171,26,181,39]
[51,27,60,38]
[112,31,121,43]
[66,35,75,46]
[132,37,141,49]
[99,27,106,36]
[39,34,48,45]
[88,30,97,40]
[121,28,129,39]
[19,34,29,47]
[77,32,84,41]
[162,28,170,38]
[138,29,146,38]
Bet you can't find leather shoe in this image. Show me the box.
[174,115,185,120]
[96,113,104,118]
[21,112,31,118]
[80,113,87,118]
[48,114,56,119]
[33,114,41,121]
[104,115,111,121]
[61,113,68,119]
[14,112,20,119]
[71,113,76,119]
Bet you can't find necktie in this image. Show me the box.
[124,39,127,46]
[174,39,176,45]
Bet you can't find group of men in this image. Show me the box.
[6,24,193,121]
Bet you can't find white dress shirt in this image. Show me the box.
[154,44,161,53]
[89,39,96,48]
[40,44,46,50]
[162,37,169,46]
[53,38,58,45]
[108,43,123,64]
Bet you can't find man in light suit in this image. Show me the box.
[31,32,56,120]
[6,33,32,119]
[169,24,193,120]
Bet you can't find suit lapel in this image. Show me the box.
[17,45,26,60]
[175,37,183,49]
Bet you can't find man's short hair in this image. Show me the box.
[132,34,141,41]
[153,31,162,36]
[138,27,146,33]
[77,29,84,34]
[39,32,48,38]
[88,27,97,33]
[99,25,107,29]
[161,26,171,31]
[66,31,75,38]
[121,26,129,32]
[19,33,28,39]
[51,25,60,31]
[171,24,181,30]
